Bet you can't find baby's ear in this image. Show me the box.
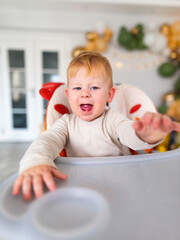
[107,87,116,103]
[65,88,69,99]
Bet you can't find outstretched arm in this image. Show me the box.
[13,165,68,200]
[13,116,69,200]
[133,112,180,144]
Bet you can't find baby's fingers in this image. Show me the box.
[151,114,162,130]
[42,173,57,192]
[141,112,164,130]
[162,115,174,132]
[13,175,23,195]
[22,175,32,201]
[172,121,180,132]
[52,168,68,180]
[141,112,154,125]
[133,121,143,131]
[32,175,44,199]
[133,112,154,133]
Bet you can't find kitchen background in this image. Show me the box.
[0,0,180,143]
[0,3,180,237]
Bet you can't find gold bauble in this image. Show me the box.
[171,21,180,34]
[166,99,180,122]
[169,50,178,60]
[160,23,171,36]
[85,41,97,51]
[168,33,179,42]
[162,91,176,106]
[95,38,107,52]
[86,32,98,41]
[168,40,178,50]
[104,27,113,42]
[131,27,139,35]
[178,35,180,47]
[72,47,86,58]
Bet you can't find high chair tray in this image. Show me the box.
[0,149,180,240]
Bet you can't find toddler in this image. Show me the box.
[13,51,180,200]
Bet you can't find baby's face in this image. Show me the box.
[65,67,115,121]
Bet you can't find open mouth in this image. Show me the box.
[80,104,93,112]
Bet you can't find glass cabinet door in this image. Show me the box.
[0,40,69,142]
[42,51,59,116]
[9,50,27,129]
[0,42,37,141]
[36,43,68,127]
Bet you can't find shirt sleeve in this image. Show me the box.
[19,116,69,174]
[110,109,159,150]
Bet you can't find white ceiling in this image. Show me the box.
[0,0,179,13]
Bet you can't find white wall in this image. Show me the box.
[0,1,180,33]
[0,0,179,107]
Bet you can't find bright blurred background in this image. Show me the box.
[0,0,180,143]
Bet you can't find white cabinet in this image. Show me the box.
[0,36,70,141]
[0,41,36,141]
[35,42,69,125]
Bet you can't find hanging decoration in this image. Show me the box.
[117,20,180,152]
[158,62,177,77]
[155,75,180,152]
[72,21,113,57]
[117,21,180,77]
[157,21,180,78]
[118,24,147,50]
[158,76,180,114]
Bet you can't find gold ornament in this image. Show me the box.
[86,32,98,41]
[168,40,178,50]
[131,27,139,35]
[169,50,178,60]
[72,27,113,56]
[171,21,180,34]
[85,41,97,51]
[169,32,179,42]
[166,99,180,122]
[95,38,108,52]
[160,21,180,54]
[162,91,176,106]
[160,23,171,36]
[72,47,86,58]
[104,27,113,42]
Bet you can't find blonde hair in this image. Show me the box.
[67,51,113,87]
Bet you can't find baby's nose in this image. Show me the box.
[81,89,91,98]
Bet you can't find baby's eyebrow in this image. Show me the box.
[90,82,104,85]
[70,83,81,86]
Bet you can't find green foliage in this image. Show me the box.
[158,62,177,77]
[174,76,180,93]
[118,24,147,51]
[158,104,168,114]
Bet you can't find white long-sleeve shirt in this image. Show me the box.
[19,108,157,173]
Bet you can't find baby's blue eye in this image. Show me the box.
[73,87,81,90]
[91,86,99,90]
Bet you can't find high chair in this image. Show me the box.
[39,82,156,155]
[0,83,180,240]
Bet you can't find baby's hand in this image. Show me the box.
[133,112,180,144]
[12,165,68,200]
